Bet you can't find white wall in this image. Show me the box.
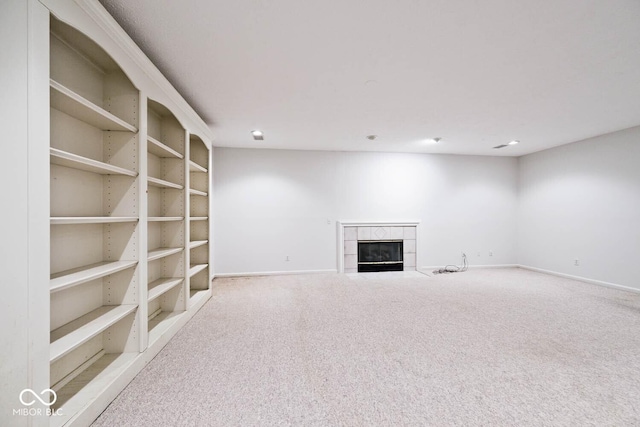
[0,1,50,425]
[0,2,30,421]
[214,148,518,275]
[518,126,640,290]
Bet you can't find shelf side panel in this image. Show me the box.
[104,222,139,262]
[104,131,139,173]
[105,175,138,217]
[104,70,139,129]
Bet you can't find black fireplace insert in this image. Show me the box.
[357,240,403,272]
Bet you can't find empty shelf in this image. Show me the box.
[189,216,208,221]
[50,305,137,363]
[148,176,184,190]
[148,216,183,222]
[148,278,183,303]
[189,263,208,277]
[190,289,209,298]
[148,247,183,262]
[147,135,184,159]
[50,148,137,177]
[51,217,138,225]
[50,260,138,293]
[148,311,182,345]
[188,160,207,173]
[50,80,137,132]
[189,289,209,306]
[189,188,207,197]
[189,240,208,249]
[51,353,137,426]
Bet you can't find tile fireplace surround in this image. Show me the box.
[337,221,419,273]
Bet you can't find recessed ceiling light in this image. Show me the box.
[251,130,264,141]
[508,140,519,145]
[366,135,377,141]
[425,137,441,144]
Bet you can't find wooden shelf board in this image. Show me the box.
[148,216,183,222]
[51,353,138,426]
[147,135,183,159]
[148,311,182,345]
[50,80,137,132]
[50,305,137,363]
[50,260,138,293]
[189,263,208,277]
[189,240,208,250]
[189,160,208,173]
[148,176,183,190]
[51,217,138,225]
[50,148,137,177]
[148,278,183,303]
[189,188,208,197]
[190,289,209,304]
[147,247,183,262]
[189,216,208,221]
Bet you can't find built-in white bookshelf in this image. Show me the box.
[49,16,141,421]
[188,135,211,303]
[18,3,214,426]
[146,99,187,344]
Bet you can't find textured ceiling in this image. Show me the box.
[99,0,640,156]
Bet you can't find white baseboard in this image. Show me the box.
[215,269,338,278]
[517,265,640,294]
[421,264,518,270]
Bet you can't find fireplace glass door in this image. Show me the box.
[357,240,403,272]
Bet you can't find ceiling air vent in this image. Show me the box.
[493,144,508,149]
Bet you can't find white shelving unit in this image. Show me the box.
[187,134,212,305]
[49,15,141,423]
[15,3,216,426]
[146,99,187,346]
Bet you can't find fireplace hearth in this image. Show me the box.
[358,240,403,272]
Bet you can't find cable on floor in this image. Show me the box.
[433,253,468,274]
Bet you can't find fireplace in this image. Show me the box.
[358,240,403,272]
[338,221,418,274]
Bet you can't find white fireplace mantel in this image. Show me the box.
[337,220,420,273]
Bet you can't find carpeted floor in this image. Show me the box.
[92,268,640,426]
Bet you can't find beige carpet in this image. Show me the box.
[93,268,640,426]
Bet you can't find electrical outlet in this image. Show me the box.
[574,259,580,266]
[286,256,290,262]
[489,250,493,257]
[477,251,481,257]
